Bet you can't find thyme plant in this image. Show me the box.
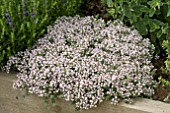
[3,15,155,109]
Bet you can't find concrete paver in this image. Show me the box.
[0,71,167,113]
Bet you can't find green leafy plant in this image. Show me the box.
[0,0,85,67]
[158,40,170,99]
[59,0,85,16]
[101,0,170,54]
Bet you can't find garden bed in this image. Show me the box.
[0,71,169,113]
[1,13,169,113]
[1,1,170,113]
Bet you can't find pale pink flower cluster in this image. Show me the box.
[3,15,155,109]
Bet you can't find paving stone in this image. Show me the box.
[0,71,169,113]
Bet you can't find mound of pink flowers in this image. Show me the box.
[3,15,155,109]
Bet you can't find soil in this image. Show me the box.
[81,0,170,102]
[80,0,113,22]
[152,56,170,101]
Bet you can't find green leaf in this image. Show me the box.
[132,5,143,16]
[140,5,150,12]
[0,50,5,62]
[166,28,170,42]
[150,33,159,52]
[32,33,36,38]
[147,1,153,6]
[37,29,46,39]
[51,1,58,9]
[10,32,15,46]
[0,19,4,26]
[143,14,149,25]
[26,22,30,29]
[149,8,155,17]
[167,5,170,17]
[162,24,168,34]
[157,29,163,38]
[134,20,148,35]
[21,35,26,41]
[7,46,11,58]
[107,8,115,15]
[17,23,24,36]
[1,26,5,39]
[35,17,39,25]
[107,0,113,8]
[149,19,163,32]
[133,5,149,17]
[123,3,131,18]
[129,14,137,24]
[118,0,129,3]
[149,24,156,32]
[101,0,107,5]
[38,14,48,29]
[147,0,162,9]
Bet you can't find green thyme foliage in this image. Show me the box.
[101,0,170,54]
[0,0,84,67]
